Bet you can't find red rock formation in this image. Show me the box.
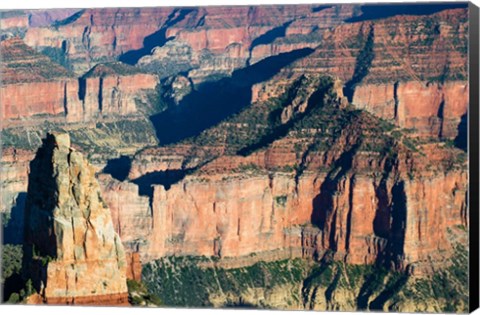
[353,81,468,138]
[23,133,129,305]
[98,174,153,247]
[24,8,175,73]
[21,5,355,75]
[103,111,466,274]
[0,38,158,124]
[77,63,159,121]
[0,37,79,121]
[0,6,469,286]
[125,252,142,282]
[283,8,468,139]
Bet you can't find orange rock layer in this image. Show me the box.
[0,38,158,125]
[44,293,129,306]
[101,134,467,276]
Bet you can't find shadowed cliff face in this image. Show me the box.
[2,192,26,245]
[103,155,132,181]
[150,48,314,144]
[119,8,195,65]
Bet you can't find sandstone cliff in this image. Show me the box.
[0,38,158,126]
[103,75,467,276]
[20,6,355,76]
[22,133,128,305]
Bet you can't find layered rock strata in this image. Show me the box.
[22,133,128,305]
[0,38,158,126]
[102,76,467,275]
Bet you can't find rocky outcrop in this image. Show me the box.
[352,81,468,138]
[125,252,142,282]
[136,149,466,273]
[139,5,355,83]
[0,6,470,310]
[0,148,34,214]
[75,62,159,121]
[98,174,153,249]
[283,8,468,139]
[22,133,128,305]
[0,38,158,126]
[103,87,467,275]
[0,37,79,122]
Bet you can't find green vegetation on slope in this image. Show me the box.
[1,244,22,286]
[127,279,163,307]
[142,256,309,307]
[2,119,158,157]
[142,243,468,312]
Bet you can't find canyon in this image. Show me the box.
[0,3,470,312]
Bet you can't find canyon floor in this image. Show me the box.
[0,3,471,312]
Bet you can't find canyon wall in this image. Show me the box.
[103,118,467,275]
[352,81,468,138]
[282,8,468,139]
[1,6,468,140]
[0,38,158,126]
[21,6,355,75]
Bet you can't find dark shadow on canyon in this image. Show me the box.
[150,48,314,145]
[131,169,191,209]
[2,192,26,245]
[346,3,467,23]
[312,5,333,13]
[368,273,409,310]
[311,143,361,251]
[343,25,374,103]
[454,113,467,151]
[387,181,408,266]
[102,155,132,181]
[119,8,195,65]
[357,269,388,310]
[373,151,397,240]
[246,20,294,65]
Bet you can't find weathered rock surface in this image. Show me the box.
[104,78,467,275]
[352,81,468,138]
[248,8,467,140]
[24,8,174,74]
[0,148,34,214]
[22,133,128,305]
[21,6,355,77]
[0,38,158,126]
